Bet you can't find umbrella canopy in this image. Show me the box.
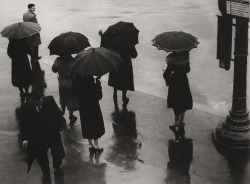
[101,21,139,50]
[70,47,123,77]
[1,22,40,39]
[48,31,91,56]
[152,31,199,52]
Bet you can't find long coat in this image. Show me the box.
[73,76,105,139]
[7,39,33,87]
[52,57,79,111]
[23,11,41,46]
[19,96,65,171]
[163,63,193,112]
[108,45,137,91]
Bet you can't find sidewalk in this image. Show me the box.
[0,62,249,184]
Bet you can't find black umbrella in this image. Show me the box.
[48,31,90,56]
[100,21,139,52]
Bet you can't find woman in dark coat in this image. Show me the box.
[108,44,137,110]
[73,76,105,153]
[163,51,193,141]
[7,38,33,101]
[52,55,79,124]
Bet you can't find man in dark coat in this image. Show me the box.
[20,90,66,182]
[23,3,42,59]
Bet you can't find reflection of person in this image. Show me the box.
[52,55,78,124]
[23,3,42,59]
[163,51,193,142]
[7,38,33,103]
[73,76,105,154]
[20,91,66,182]
[108,44,137,110]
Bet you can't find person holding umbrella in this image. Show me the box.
[153,31,198,142]
[49,32,91,125]
[71,47,123,154]
[7,38,33,103]
[163,51,193,142]
[100,21,139,110]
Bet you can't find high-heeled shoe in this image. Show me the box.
[95,147,104,155]
[69,115,77,125]
[122,97,129,103]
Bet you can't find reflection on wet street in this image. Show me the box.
[0,0,250,184]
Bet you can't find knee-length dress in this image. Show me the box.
[163,63,193,112]
[108,55,134,91]
[7,39,33,87]
[73,76,105,139]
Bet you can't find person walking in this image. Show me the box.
[23,3,42,59]
[163,51,193,142]
[73,76,105,155]
[52,55,78,124]
[108,44,137,110]
[7,38,33,103]
[20,90,66,182]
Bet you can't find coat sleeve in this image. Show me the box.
[163,65,173,86]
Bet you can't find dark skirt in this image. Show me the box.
[167,73,193,112]
[79,99,105,139]
[108,57,134,91]
[11,56,33,87]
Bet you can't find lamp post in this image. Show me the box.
[214,0,250,149]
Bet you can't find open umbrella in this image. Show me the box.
[152,31,199,52]
[1,22,40,39]
[48,31,90,56]
[70,47,123,77]
[100,21,139,50]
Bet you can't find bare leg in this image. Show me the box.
[88,139,94,147]
[174,114,181,126]
[94,139,103,155]
[94,139,99,148]
[113,88,119,110]
[180,112,185,123]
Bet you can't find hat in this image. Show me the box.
[30,90,43,100]
[28,4,35,9]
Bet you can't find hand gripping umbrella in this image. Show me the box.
[152,31,199,52]
[1,22,41,39]
[48,31,91,56]
[70,47,123,77]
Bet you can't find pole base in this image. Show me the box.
[213,122,250,150]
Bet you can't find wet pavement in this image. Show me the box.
[0,0,250,184]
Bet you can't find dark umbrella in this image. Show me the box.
[1,22,40,39]
[100,21,139,51]
[70,47,123,77]
[152,31,199,52]
[48,31,91,56]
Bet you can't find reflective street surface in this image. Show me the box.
[0,0,250,184]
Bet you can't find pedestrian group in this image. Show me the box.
[2,3,198,182]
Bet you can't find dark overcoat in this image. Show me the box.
[73,76,105,139]
[163,63,193,112]
[7,39,33,87]
[23,11,41,46]
[108,45,137,91]
[20,96,65,171]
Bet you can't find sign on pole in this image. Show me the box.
[226,0,249,18]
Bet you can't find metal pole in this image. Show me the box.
[214,18,250,149]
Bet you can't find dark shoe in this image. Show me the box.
[95,147,104,155]
[89,146,95,154]
[169,125,180,142]
[122,97,129,103]
[41,171,51,183]
[69,115,77,125]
